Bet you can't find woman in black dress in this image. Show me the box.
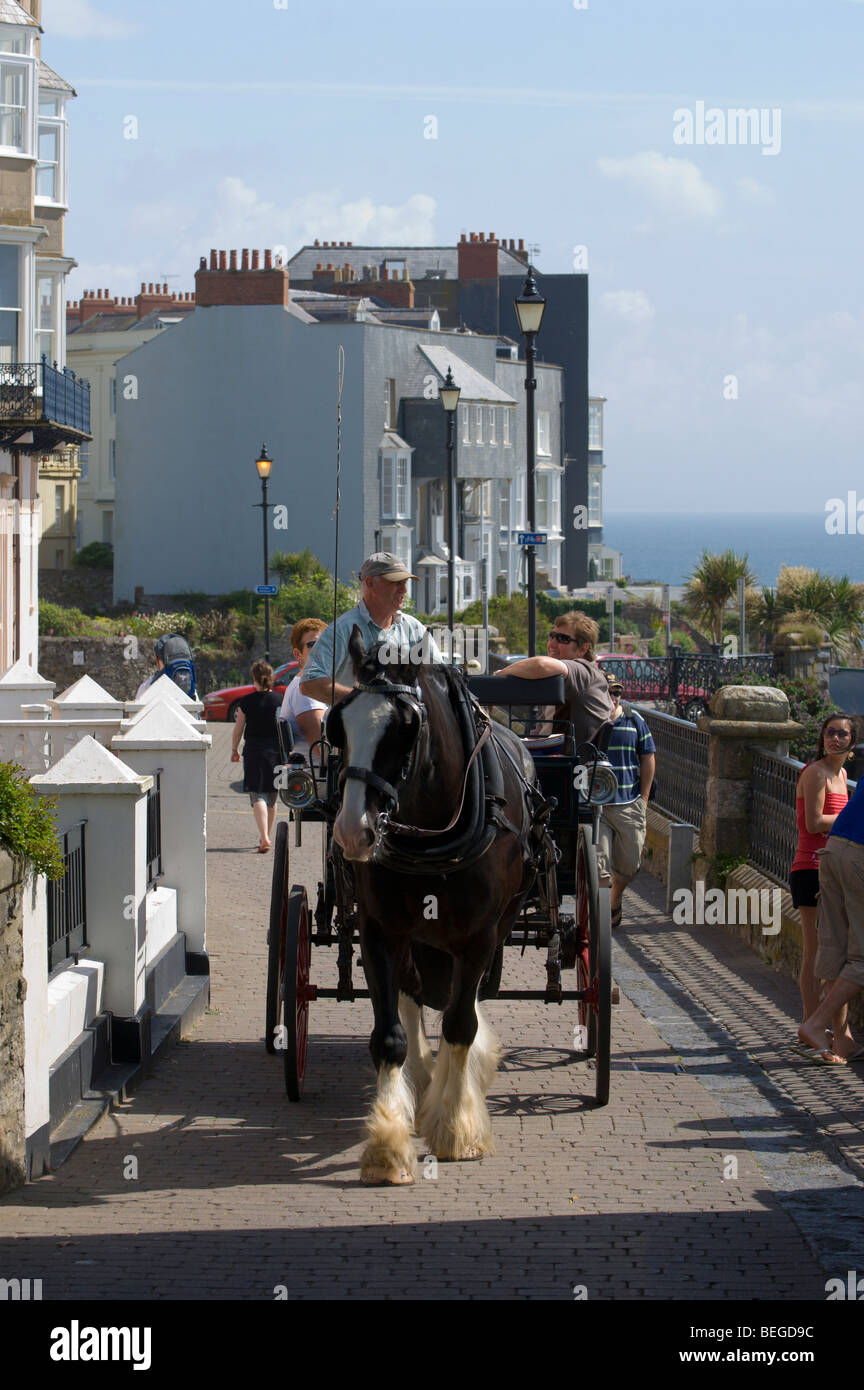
[230,661,283,852]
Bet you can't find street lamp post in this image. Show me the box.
[439,365,461,641]
[254,443,274,662]
[514,267,547,657]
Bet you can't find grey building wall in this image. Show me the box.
[114,308,367,600]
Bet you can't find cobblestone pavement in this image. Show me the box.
[0,724,862,1301]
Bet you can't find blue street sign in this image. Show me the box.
[517,532,548,546]
[255,584,278,596]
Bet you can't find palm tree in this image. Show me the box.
[683,550,757,645]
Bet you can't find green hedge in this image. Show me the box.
[0,763,64,878]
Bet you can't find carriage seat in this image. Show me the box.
[466,673,566,708]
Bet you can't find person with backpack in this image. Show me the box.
[596,674,656,928]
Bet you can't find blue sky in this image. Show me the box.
[44,0,864,517]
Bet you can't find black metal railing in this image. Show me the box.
[749,752,803,882]
[47,821,87,973]
[601,648,776,721]
[633,706,710,828]
[146,770,163,887]
[0,357,91,433]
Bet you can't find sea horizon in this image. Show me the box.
[602,511,864,588]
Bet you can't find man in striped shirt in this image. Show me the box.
[599,675,656,928]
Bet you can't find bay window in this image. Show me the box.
[0,54,35,155]
[36,275,54,363]
[0,243,20,365]
[381,451,411,520]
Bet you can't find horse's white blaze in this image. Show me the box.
[418,1003,499,1160]
[399,993,435,1101]
[360,1062,417,1185]
[333,694,392,861]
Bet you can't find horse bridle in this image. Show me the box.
[335,678,426,817]
[333,676,492,839]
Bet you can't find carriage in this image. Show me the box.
[265,668,618,1121]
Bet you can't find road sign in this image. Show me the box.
[255,584,278,596]
[517,532,547,546]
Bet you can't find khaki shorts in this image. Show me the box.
[597,797,647,884]
[815,836,864,989]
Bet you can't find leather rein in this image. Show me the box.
[340,678,493,839]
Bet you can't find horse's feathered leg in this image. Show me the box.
[399,993,435,1108]
[418,951,501,1161]
[359,920,416,1185]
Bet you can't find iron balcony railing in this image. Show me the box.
[0,356,91,434]
[146,770,163,887]
[601,647,776,721]
[47,820,87,973]
[632,705,710,829]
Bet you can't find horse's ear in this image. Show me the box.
[348,623,366,675]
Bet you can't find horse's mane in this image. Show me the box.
[357,640,467,703]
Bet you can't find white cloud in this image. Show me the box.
[65,180,439,299]
[210,179,437,251]
[601,290,655,323]
[597,150,723,219]
[43,0,139,39]
[736,177,775,206]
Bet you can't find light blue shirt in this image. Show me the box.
[300,598,441,690]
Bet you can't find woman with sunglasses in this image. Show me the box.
[790,712,856,1051]
[278,618,328,754]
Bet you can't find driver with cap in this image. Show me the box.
[300,552,442,705]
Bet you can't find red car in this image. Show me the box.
[202,660,300,722]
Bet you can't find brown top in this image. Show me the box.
[537,659,615,750]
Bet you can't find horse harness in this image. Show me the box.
[330,674,551,875]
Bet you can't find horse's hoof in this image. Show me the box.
[360,1166,415,1186]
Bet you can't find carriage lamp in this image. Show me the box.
[280,755,317,809]
[574,756,619,805]
[255,443,272,479]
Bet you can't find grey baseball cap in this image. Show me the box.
[360,551,418,581]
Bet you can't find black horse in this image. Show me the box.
[328,629,538,1184]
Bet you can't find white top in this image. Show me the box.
[279,676,327,743]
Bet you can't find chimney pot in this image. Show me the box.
[313,238,320,247]
[229,250,237,270]
[347,241,353,247]
[252,249,260,268]
[210,249,217,269]
[518,238,525,251]
[219,251,227,269]
[264,249,272,269]
[489,233,495,242]
[241,249,249,270]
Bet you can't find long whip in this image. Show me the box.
[330,345,345,707]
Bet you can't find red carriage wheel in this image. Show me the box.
[283,885,314,1101]
[265,821,289,1054]
[574,826,611,1106]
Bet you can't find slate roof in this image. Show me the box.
[39,59,76,96]
[0,0,40,28]
[417,345,516,404]
[286,242,527,283]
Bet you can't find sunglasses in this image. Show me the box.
[824,728,852,739]
[548,632,581,646]
[303,639,317,649]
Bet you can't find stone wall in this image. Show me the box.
[0,851,26,1196]
[39,568,114,615]
[37,636,265,701]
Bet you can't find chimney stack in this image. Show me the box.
[194,248,290,308]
